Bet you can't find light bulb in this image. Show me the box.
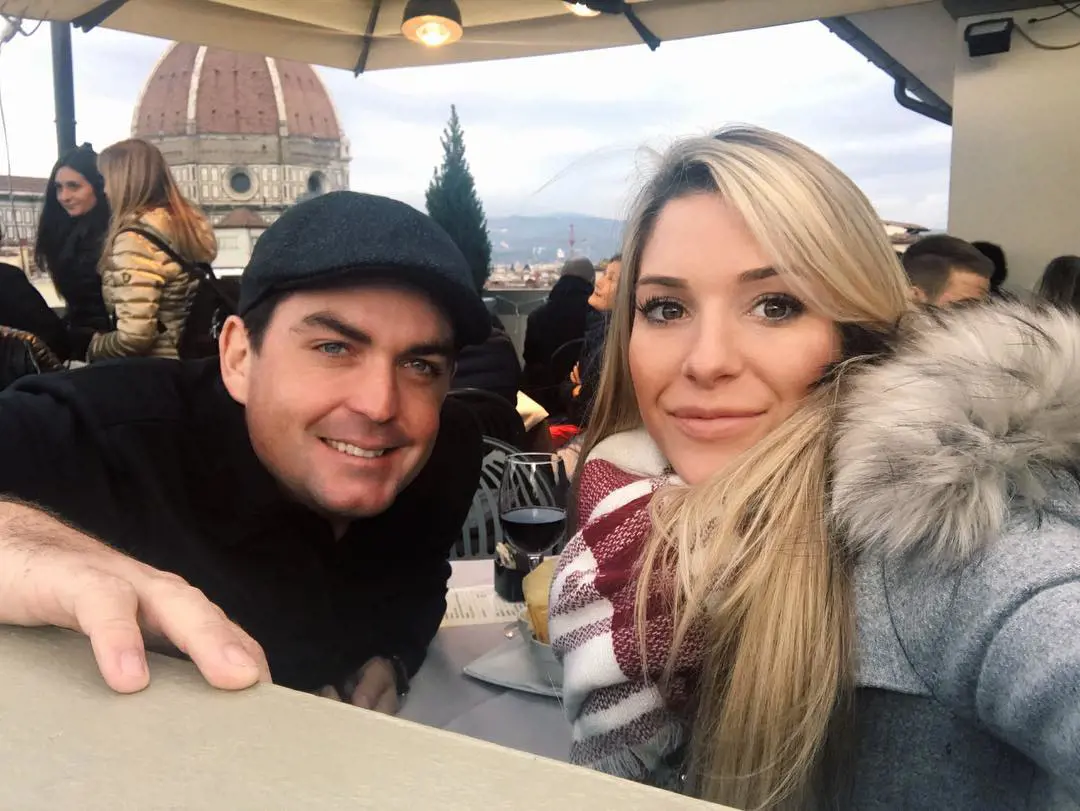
[416,20,451,47]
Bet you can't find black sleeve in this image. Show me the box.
[0,378,121,534]
[0,266,70,361]
[522,309,543,367]
[348,398,483,677]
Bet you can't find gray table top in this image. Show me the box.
[399,561,571,762]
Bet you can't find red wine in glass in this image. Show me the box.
[498,453,569,570]
[500,507,566,556]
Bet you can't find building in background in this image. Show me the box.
[0,176,47,273]
[132,42,351,268]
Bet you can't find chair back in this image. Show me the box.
[453,435,567,560]
[448,387,527,449]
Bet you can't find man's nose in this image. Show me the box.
[344,362,399,424]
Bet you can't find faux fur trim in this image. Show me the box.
[831,301,1080,567]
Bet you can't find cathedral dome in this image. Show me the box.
[130,42,351,227]
[133,42,341,141]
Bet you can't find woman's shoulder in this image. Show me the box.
[576,428,674,526]
[832,299,1080,569]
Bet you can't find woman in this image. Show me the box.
[1036,254,1080,312]
[87,138,216,361]
[33,143,112,357]
[568,254,622,424]
[549,127,1080,809]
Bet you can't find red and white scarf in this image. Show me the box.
[549,428,705,787]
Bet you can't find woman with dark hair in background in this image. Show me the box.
[33,143,112,359]
[86,138,216,361]
[1037,254,1080,312]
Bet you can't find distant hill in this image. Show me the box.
[487,213,624,266]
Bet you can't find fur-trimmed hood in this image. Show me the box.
[831,300,1080,568]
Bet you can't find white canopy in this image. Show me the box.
[0,0,929,73]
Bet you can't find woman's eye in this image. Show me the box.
[751,295,804,322]
[637,297,687,325]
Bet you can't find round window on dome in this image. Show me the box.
[229,169,253,195]
[307,171,326,195]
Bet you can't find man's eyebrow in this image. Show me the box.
[406,340,455,358]
[294,312,454,358]
[294,312,371,345]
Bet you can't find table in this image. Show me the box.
[0,626,725,810]
[400,561,571,762]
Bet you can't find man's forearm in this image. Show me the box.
[0,498,127,627]
[0,497,116,556]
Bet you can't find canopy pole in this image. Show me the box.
[51,21,76,156]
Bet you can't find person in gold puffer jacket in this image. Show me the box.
[87,139,217,361]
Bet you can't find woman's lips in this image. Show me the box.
[668,409,765,440]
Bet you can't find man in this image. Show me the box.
[902,234,995,306]
[522,256,595,415]
[0,191,490,713]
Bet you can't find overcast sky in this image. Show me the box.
[0,20,950,226]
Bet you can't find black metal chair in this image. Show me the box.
[448,387,527,449]
[452,435,516,560]
[523,337,585,420]
[452,435,567,561]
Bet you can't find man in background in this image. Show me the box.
[902,234,994,306]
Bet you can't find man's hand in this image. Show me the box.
[333,657,400,715]
[0,500,271,694]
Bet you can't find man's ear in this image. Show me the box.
[219,315,253,406]
[909,285,929,304]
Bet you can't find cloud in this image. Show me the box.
[0,19,950,227]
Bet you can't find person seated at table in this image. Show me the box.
[549,127,1080,808]
[0,191,490,715]
[902,233,993,306]
[0,251,70,362]
[522,257,595,415]
[452,312,521,406]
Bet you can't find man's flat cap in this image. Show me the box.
[238,191,490,347]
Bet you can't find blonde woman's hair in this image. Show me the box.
[582,126,910,809]
[98,138,208,263]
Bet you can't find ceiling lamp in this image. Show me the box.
[564,2,601,16]
[564,1,661,51]
[401,0,463,48]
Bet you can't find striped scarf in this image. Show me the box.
[549,428,705,789]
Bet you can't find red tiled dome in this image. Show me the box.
[133,42,341,140]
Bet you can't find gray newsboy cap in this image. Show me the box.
[238,191,490,347]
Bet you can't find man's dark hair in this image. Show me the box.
[972,241,1008,290]
[902,234,994,301]
[608,253,622,263]
[242,292,280,353]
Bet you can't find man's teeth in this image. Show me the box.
[324,439,386,459]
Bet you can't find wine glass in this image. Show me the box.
[498,452,570,571]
